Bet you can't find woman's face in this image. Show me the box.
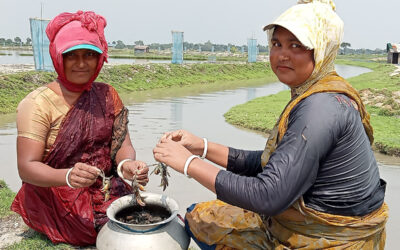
[63,49,100,85]
[269,26,315,88]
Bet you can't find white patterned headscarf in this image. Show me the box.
[263,0,344,96]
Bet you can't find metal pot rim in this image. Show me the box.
[106,192,179,230]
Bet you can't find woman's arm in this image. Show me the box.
[17,137,99,187]
[161,130,230,168]
[115,131,136,164]
[153,138,220,192]
[154,130,262,192]
[16,92,101,188]
[115,131,149,185]
[17,137,68,186]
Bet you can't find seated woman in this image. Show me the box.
[153,0,388,249]
[11,11,149,246]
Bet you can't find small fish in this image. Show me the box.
[150,162,170,191]
[136,195,146,206]
[98,169,113,202]
[104,192,110,202]
[131,174,146,206]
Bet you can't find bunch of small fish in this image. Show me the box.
[99,169,112,202]
[131,173,146,206]
[150,162,170,191]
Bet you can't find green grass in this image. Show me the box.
[107,49,247,61]
[368,106,400,156]
[5,234,73,250]
[224,90,290,133]
[225,58,400,157]
[0,180,15,217]
[0,71,57,113]
[335,59,399,91]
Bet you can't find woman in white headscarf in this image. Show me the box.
[153,0,388,249]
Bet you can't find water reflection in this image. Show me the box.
[0,50,33,64]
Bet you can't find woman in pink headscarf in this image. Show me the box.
[11,11,149,246]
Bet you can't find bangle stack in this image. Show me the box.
[184,155,200,177]
[65,167,75,188]
[201,138,208,159]
[117,159,134,179]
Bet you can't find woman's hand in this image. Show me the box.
[68,162,101,188]
[120,160,149,186]
[153,137,194,174]
[160,129,204,156]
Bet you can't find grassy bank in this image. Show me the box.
[107,48,247,62]
[0,180,14,218]
[0,62,275,114]
[108,52,246,62]
[225,59,400,157]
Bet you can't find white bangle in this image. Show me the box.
[184,155,200,177]
[65,168,75,188]
[117,159,134,179]
[201,138,208,159]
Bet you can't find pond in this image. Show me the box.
[0,64,398,247]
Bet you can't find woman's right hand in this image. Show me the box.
[67,162,101,188]
[160,129,205,156]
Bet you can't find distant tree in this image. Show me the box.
[0,38,5,46]
[26,37,32,46]
[6,39,13,45]
[257,44,268,53]
[230,46,238,53]
[115,40,126,49]
[340,42,351,49]
[202,40,213,51]
[112,41,116,45]
[340,42,351,54]
[134,40,144,46]
[14,37,22,45]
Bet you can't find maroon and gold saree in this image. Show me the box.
[11,82,132,246]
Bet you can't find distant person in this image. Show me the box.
[11,10,149,246]
[153,0,388,249]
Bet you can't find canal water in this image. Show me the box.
[0,64,398,248]
[0,50,200,65]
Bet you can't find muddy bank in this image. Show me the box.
[0,64,35,74]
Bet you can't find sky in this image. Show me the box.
[0,0,398,50]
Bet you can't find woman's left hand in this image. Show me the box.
[120,160,149,185]
[153,138,193,174]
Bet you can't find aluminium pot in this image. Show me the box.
[96,192,190,250]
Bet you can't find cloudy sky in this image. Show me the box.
[0,0,398,49]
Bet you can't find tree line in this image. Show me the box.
[0,37,31,46]
[110,40,269,53]
[0,37,386,55]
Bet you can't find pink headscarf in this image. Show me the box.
[46,11,108,92]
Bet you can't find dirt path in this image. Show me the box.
[0,213,33,249]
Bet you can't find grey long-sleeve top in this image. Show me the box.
[215,92,385,216]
